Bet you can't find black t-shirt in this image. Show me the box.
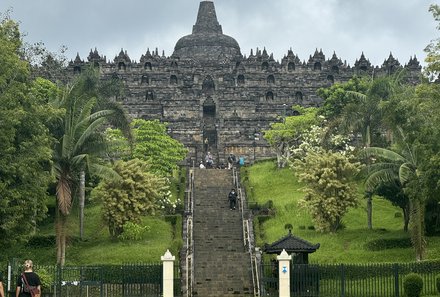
[16,272,41,297]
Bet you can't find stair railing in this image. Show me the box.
[185,168,195,297]
[232,167,261,297]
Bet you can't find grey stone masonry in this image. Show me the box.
[192,168,253,297]
[62,1,422,163]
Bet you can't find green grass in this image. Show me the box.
[242,160,440,264]
[2,169,186,266]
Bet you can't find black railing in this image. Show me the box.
[260,260,440,297]
[7,262,181,297]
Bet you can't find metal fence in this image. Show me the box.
[260,260,440,297]
[8,262,181,297]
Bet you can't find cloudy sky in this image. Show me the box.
[1,0,437,67]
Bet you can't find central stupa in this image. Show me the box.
[173,1,241,61]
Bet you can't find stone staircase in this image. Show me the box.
[192,168,253,297]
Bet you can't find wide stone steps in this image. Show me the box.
[192,168,253,297]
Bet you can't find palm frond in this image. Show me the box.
[361,147,407,163]
[89,163,122,182]
[76,97,97,126]
[399,163,417,185]
[365,169,398,192]
[56,176,72,215]
[72,117,108,156]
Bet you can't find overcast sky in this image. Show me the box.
[1,0,438,67]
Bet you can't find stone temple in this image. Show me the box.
[67,1,421,164]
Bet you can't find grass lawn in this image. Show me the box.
[242,160,440,264]
[2,169,185,266]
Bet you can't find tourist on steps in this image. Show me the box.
[228,188,238,210]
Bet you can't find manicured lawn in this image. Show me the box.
[242,160,440,263]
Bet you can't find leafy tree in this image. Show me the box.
[264,105,318,168]
[425,4,440,78]
[317,76,369,121]
[107,119,187,177]
[0,15,53,244]
[92,159,167,238]
[293,151,362,232]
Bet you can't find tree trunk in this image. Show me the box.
[79,171,85,240]
[402,204,410,232]
[56,211,62,264]
[410,199,426,261]
[367,193,373,230]
[56,212,67,266]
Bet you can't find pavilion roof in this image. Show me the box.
[263,230,320,254]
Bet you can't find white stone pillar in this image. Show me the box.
[277,249,292,297]
[161,249,176,297]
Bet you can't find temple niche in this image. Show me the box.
[67,1,422,164]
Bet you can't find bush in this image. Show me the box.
[118,222,150,241]
[436,274,440,294]
[403,273,423,297]
[364,238,412,251]
[35,267,54,291]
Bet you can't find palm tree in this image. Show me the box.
[361,143,425,261]
[342,75,403,229]
[52,68,131,265]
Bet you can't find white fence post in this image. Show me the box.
[277,249,292,297]
[161,249,175,297]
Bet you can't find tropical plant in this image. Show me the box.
[51,67,131,265]
[361,141,425,260]
[341,74,405,230]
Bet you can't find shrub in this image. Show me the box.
[308,225,315,230]
[394,212,403,218]
[364,238,412,251]
[118,222,150,241]
[403,273,423,297]
[299,225,306,230]
[436,274,440,294]
[35,267,54,291]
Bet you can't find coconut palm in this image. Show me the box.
[52,68,131,265]
[361,143,425,261]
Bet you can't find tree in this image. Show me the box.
[51,67,131,265]
[341,75,405,229]
[424,4,440,78]
[0,15,53,244]
[293,151,362,232]
[372,180,410,232]
[361,145,425,260]
[264,105,318,168]
[106,119,187,177]
[317,76,369,121]
[92,159,167,238]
